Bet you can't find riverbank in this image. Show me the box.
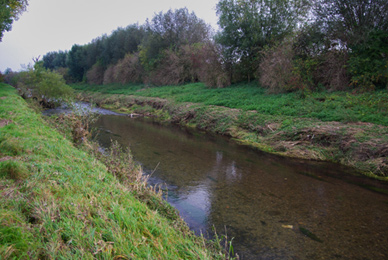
[73,82,388,179]
[0,83,225,259]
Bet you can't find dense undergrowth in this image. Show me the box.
[0,83,226,259]
[72,82,388,126]
[72,82,388,179]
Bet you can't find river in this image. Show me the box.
[94,114,388,260]
[44,104,388,259]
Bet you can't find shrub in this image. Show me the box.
[103,65,115,84]
[151,48,187,85]
[258,39,301,92]
[11,64,74,106]
[197,43,230,88]
[35,69,74,105]
[316,49,349,91]
[114,53,144,84]
[86,62,105,85]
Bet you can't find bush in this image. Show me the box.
[36,69,74,105]
[11,64,74,106]
[197,43,230,88]
[258,39,302,92]
[114,53,144,84]
[86,62,105,85]
[150,48,190,86]
[103,65,115,84]
[316,49,349,91]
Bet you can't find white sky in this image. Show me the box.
[0,0,219,72]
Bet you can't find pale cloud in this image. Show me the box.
[0,0,219,72]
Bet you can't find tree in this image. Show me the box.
[313,0,388,89]
[67,44,87,82]
[314,0,388,47]
[42,51,68,70]
[0,0,28,41]
[216,0,309,82]
[140,8,211,71]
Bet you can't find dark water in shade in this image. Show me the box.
[92,114,388,260]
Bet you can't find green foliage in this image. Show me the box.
[0,0,28,41]
[66,44,87,82]
[42,50,68,70]
[140,8,210,72]
[35,68,74,104]
[216,0,309,81]
[314,0,388,47]
[38,0,387,91]
[11,63,74,106]
[348,30,388,90]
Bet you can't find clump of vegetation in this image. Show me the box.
[6,62,74,107]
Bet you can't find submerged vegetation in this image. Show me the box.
[73,82,388,179]
[0,83,227,259]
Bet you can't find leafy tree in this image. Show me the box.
[140,8,210,71]
[313,0,388,90]
[0,0,28,41]
[313,0,388,47]
[216,0,309,82]
[348,30,388,90]
[42,51,68,70]
[67,44,87,82]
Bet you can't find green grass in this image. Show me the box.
[0,83,223,259]
[72,82,388,126]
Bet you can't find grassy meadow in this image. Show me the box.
[0,83,225,259]
[72,82,388,126]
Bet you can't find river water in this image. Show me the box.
[92,114,388,260]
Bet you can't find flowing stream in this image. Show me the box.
[94,114,388,260]
[45,105,388,259]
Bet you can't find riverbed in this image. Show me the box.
[93,114,388,260]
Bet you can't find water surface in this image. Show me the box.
[95,115,388,259]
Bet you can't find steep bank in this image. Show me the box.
[75,86,388,179]
[0,83,224,259]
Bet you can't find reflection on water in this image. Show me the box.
[95,115,388,260]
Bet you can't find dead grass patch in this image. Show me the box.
[0,119,12,127]
[0,156,14,162]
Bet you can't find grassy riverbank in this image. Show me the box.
[73,82,388,179]
[0,83,224,259]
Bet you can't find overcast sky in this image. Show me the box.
[0,0,219,72]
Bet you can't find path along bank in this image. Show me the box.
[75,84,388,180]
[0,83,225,259]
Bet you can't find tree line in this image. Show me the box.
[4,1,388,92]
